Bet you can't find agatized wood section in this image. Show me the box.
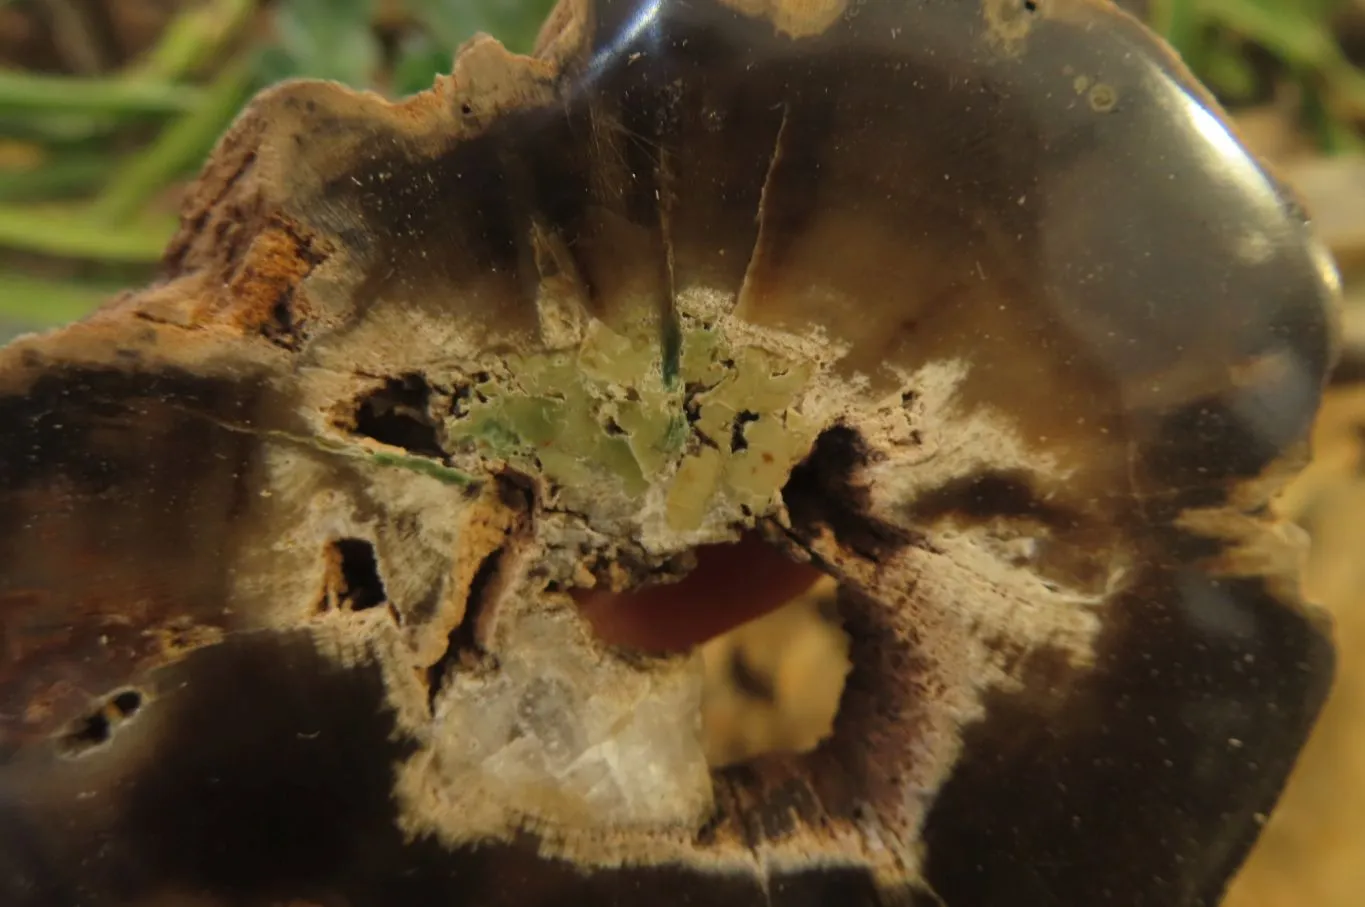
[0,1,1340,905]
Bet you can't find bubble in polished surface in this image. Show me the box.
[0,1,1340,905]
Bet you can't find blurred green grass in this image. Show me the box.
[0,0,1360,335]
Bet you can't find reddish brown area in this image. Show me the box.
[573,535,825,653]
[222,225,316,319]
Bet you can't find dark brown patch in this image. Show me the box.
[1141,376,1321,511]
[0,368,264,739]
[907,468,1078,530]
[921,566,1333,906]
[782,425,917,561]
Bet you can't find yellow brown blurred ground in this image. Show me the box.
[1222,387,1365,907]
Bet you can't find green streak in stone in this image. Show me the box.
[661,306,682,389]
[371,452,474,486]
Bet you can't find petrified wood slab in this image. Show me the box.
[0,0,1341,905]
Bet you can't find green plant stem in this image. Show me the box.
[1301,72,1365,153]
[1323,61,1365,121]
[1198,0,1365,149]
[92,62,254,225]
[0,0,251,140]
[1149,0,1203,62]
[130,0,259,82]
[0,273,125,326]
[0,70,203,116]
[0,204,173,262]
[0,154,112,202]
[0,111,127,143]
[1200,0,1340,67]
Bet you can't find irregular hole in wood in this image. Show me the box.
[730,410,760,452]
[571,533,852,767]
[110,688,143,718]
[350,373,446,458]
[260,287,303,351]
[699,574,850,767]
[426,545,506,712]
[319,538,388,613]
[57,710,111,756]
[56,687,147,757]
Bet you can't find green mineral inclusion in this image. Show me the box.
[370,451,474,486]
[446,319,819,530]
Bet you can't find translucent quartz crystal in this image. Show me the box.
[0,0,1340,905]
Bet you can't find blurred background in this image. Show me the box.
[1,0,1364,905]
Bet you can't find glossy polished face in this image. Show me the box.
[0,1,1340,905]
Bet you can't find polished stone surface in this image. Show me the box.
[0,0,1341,905]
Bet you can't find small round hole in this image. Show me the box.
[110,689,143,718]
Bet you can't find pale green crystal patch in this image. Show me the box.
[445,319,823,526]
